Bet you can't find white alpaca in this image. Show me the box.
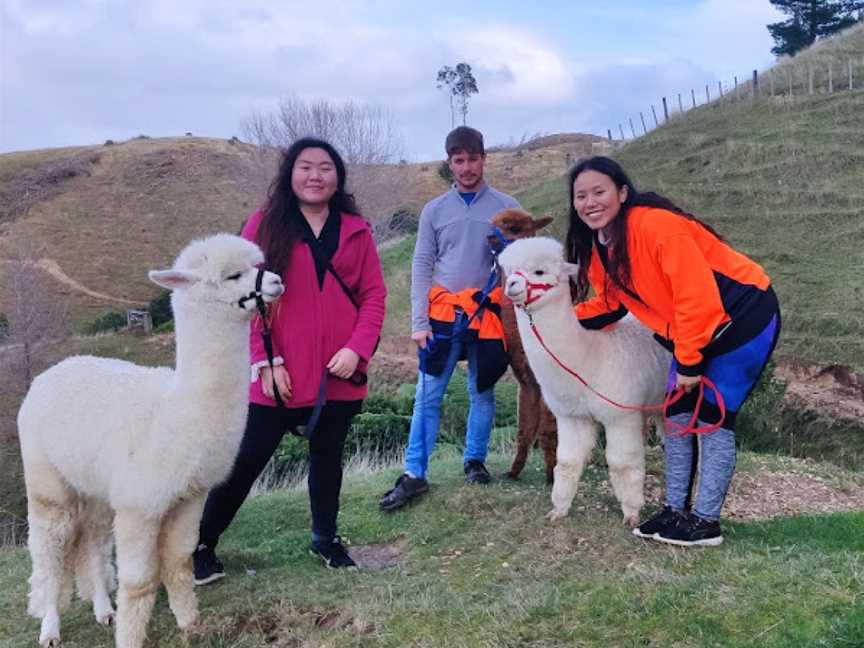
[498,237,670,526]
[17,234,283,648]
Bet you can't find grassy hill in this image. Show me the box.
[0,133,607,325]
[514,25,864,371]
[2,448,864,647]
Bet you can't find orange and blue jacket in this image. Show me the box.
[424,285,509,392]
[575,206,778,376]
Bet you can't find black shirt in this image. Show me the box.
[297,208,341,289]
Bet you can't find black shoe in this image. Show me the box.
[655,514,723,547]
[632,506,684,539]
[464,460,491,485]
[378,473,429,512]
[309,536,357,569]
[193,544,225,586]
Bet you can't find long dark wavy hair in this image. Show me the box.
[256,137,359,276]
[565,156,722,302]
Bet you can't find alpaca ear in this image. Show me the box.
[560,262,580,277]
[148,269,201,290]
[534,217,554,230]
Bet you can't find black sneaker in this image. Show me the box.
[464,460,491,485]
[632,506,684,539]
[655,514,723,547]
[378,473,429,512]
[309,536,357,569]
[193,544,225,586]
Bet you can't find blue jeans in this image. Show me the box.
[404,332,496,479]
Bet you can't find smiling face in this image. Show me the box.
[448,149,486,192]
[572,169,629,237]
[291,147,338,209]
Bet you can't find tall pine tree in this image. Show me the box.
[768,0,864,56]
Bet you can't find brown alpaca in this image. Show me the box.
[490,208,558,483]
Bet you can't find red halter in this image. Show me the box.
[512,270,557,306]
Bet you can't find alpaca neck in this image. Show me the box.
[518,287,591,372]
[172,299,249,394]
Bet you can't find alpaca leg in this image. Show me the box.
[75,497,116,626]
[114,510,161,648]
[538,402,558,485]
[158,494,206,631]
[547,417,596,521]
[605,417,647,527]
[24,462,77,648]
[507,381,540,480]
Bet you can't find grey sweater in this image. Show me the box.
[411,182,520,333]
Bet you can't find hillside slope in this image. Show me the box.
[0,134,607,323]
[516,26,864,370]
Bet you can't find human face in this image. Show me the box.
[291,147,338,209]
[448,149,485,192]
[572,169,629,236]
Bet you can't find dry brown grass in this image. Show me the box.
[0,133,604,325]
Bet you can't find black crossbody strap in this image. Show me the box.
[305,237,360,310]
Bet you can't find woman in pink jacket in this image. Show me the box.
[194,138,386,578]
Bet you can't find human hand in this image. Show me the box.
[412,330,434,350]
[327,348,360,379]
[675,373,702,393]
[261,365,292,401]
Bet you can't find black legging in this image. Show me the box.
[198,400,362,548]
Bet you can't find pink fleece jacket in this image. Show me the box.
[242,209,387,407]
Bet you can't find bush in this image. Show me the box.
[83,311,126,335]
[0,312,7,340]
[437,160,453,184]
[153,319,174,334]
[388,209,418,235]
[149,290,173,327]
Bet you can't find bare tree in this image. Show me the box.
[0,241,70,544]
[239,97,410,242]
[1,242,70,389]
[240,96,405,165]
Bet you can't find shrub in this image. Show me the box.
[0,312,7,340]
[437,160,453,184]
[148,290,173,327]
[388,209,418,235]
[153,320,175,334]
[83,311,126,335]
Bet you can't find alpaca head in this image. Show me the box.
[488,208,554,253]
[498,237,578,310]
[148,234,283,318]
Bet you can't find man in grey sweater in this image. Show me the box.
[379,126,520,512]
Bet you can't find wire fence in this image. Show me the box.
[607,55,864,142]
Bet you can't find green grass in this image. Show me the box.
[2,449,864,647]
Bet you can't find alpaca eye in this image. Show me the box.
[226,272,242,281]
[534,270,545,276]
[510,226,522,234]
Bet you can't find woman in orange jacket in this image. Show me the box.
[566,156,780,547]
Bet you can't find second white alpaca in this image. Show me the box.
[18,234,283,648]
[498,237,670,525]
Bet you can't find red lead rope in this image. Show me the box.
[526,315,727,436]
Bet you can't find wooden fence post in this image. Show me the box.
[662,97,669,122]
[718,80,723,97]
[651,104,659,127]
[705,84,710,102]
[678,93,683,112]
[629,118,636,139]
[619,124,625,140]
[734,75,738,92]
[691,88,696,107]
[753,70,759,98]
[607,129,613,141]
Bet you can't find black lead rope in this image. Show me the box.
[241,268,324,440]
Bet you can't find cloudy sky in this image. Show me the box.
[1,0,784,161]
